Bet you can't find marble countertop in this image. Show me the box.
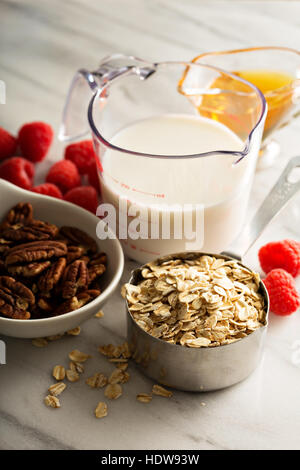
[1,0,300,450]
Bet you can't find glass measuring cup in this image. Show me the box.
[60,55,267,263]
[188,47,300,169]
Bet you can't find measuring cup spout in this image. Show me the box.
[223,156,300,260]
[59,54,156,142]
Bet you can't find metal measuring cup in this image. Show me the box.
[126,156,300,391]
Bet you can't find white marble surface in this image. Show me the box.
[1,0,300,450]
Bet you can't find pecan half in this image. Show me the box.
[5,241,67,266]
[66,246,84,264]
[37,297,54,313]
[8,261,51,278]
[1,203,33,229]
[1,220,58,243]
[59,227,97,254]
[61,260,88,299]
[0,260,8,276]
[52,297,80,316]
[89,252,107,266]
[0,238,12,255]
[38,257,66,294]
[88,264,106,284]
[0,276,35,319]
[87,252,106,284]
[77,289,100,307]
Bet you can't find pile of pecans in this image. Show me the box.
[0,202,106,319]
[125,254,267,348]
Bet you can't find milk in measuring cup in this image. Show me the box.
[100,114,258,262]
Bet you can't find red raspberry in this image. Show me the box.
[64,140,98,174]
[0,127,17,160]
[259,239,300,277]
[18,121,53,163]
[46,160,81,193]
[0,157,34,190]
[64,186,98,213]
[263,269,300,316]
[87,159,101,194]
[32,183,62,199]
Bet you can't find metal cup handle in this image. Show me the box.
[224,156,300,260]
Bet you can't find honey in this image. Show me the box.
[233,70,294,137]
[179,69,295,141]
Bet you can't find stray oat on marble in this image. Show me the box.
[98,342,132,360]
[66,369,80,382]
[86,373,107,388]
[46,334,63,341]
[67,327,81,336]
[95,310,104,318]
[68,349,91,362]
[152,384,173,398]
[95,401,108,418]
[136,393,152,403]
[104,383,122,400]
[69,361,84,374]
[108,368,125,385]
[44,395,60,408]
[116,362,128,371]
[52,365,65,381]
[48,382,67,397]
[32,338,48,348]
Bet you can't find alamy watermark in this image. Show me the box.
[0,340,6,365]
[0,80,5,104]
[95,200,204,248]
[291,340,300,367]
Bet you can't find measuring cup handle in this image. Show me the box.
[223,156,300,260]
[59,54,156,142]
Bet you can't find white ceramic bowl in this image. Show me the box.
[0,180,124,338]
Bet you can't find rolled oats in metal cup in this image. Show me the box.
[125,254,266,348]
[125,252,268,392]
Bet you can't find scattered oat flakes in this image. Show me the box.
[69,361,84,374]
[95,310,104,318]
[32,338,48,348]
[67,327,81,336]
[46,334,63,341]
[68,349,91,362]
[152,384,173,398]
[44,395,60,408]
[104,383,122,400]
[121,342,131,359]
[48,382,67,397]
[52,365,65,381]
[66,369,80,382]
[109,358,128,363]
[95,401,108,418]
[136,393,152,403]
[108,368,124,385]
[116,362,128,371]
[120,371,130,384]
[98,344,117,357]
[86,373,107,388]
[98,342,131,360]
